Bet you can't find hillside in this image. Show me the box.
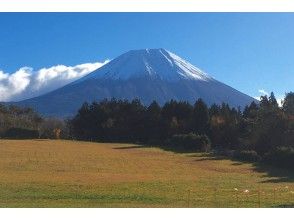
[0,139,293,207]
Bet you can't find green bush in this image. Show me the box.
[233,150,261,162]
[169,133,211,152]
[4,128,39,139]
[263,146,294,170]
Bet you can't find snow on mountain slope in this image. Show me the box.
[76,48,212,83]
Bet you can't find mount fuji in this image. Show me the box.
[14,48,256,117]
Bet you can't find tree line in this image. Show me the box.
[0,92,293,170]
[69,92,294,170]
[0,104,68,139]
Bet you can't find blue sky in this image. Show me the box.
[0,13,293,101]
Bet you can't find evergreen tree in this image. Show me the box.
[259,95,270,108]
[243,101,258,119]
[269,92,279,108]
[192,99,209,134]
[144,101,163,142]
[283,92,294,115]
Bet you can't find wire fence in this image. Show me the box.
[183,186,294,208]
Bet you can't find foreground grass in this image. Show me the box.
[0,139,293,207]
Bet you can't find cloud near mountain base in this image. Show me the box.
[254,89,284,107]
[0,60,109,102]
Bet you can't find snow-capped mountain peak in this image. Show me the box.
[78,48,213,82]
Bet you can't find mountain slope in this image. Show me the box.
[14,48,256,117]
[76,48,212,82]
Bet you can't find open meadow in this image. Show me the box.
[0,139,293,207]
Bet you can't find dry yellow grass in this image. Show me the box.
[0,139,293,207]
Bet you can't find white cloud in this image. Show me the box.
[276,96,284,107]
[0,60,109,102]
[255,89,284,107]
[254,89,269,101]
[258,89,269,96]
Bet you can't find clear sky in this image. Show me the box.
[0,13,293,102]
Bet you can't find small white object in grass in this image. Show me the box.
[234,188,238,191]
[244,189,249,193]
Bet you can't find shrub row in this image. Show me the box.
[168,133,211,152]
[213,147,293,171]
[212,148,261,162]
[263,146,294,170]
[3,128,39,139]
[233,150,261,162]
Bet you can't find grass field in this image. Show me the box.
[0,139,293,207]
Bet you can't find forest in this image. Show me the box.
[0,92,293,170]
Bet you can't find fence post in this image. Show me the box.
[214,188,217,207]
[187,189,191,208]
[273,188,276,205]
[258,188,261,208]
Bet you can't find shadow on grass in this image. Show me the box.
[193,156,225,161]
[113,145,144,150]
[252,163,294,183]
[200,153,294,183]
[113,142,294,183]
[113,143,196,153]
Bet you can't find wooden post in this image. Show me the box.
[258,188,261,208]
[273,188,276,205]
[214,188,217,207]
[187,189,191,208]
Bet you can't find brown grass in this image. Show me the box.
[0,139,293,207]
